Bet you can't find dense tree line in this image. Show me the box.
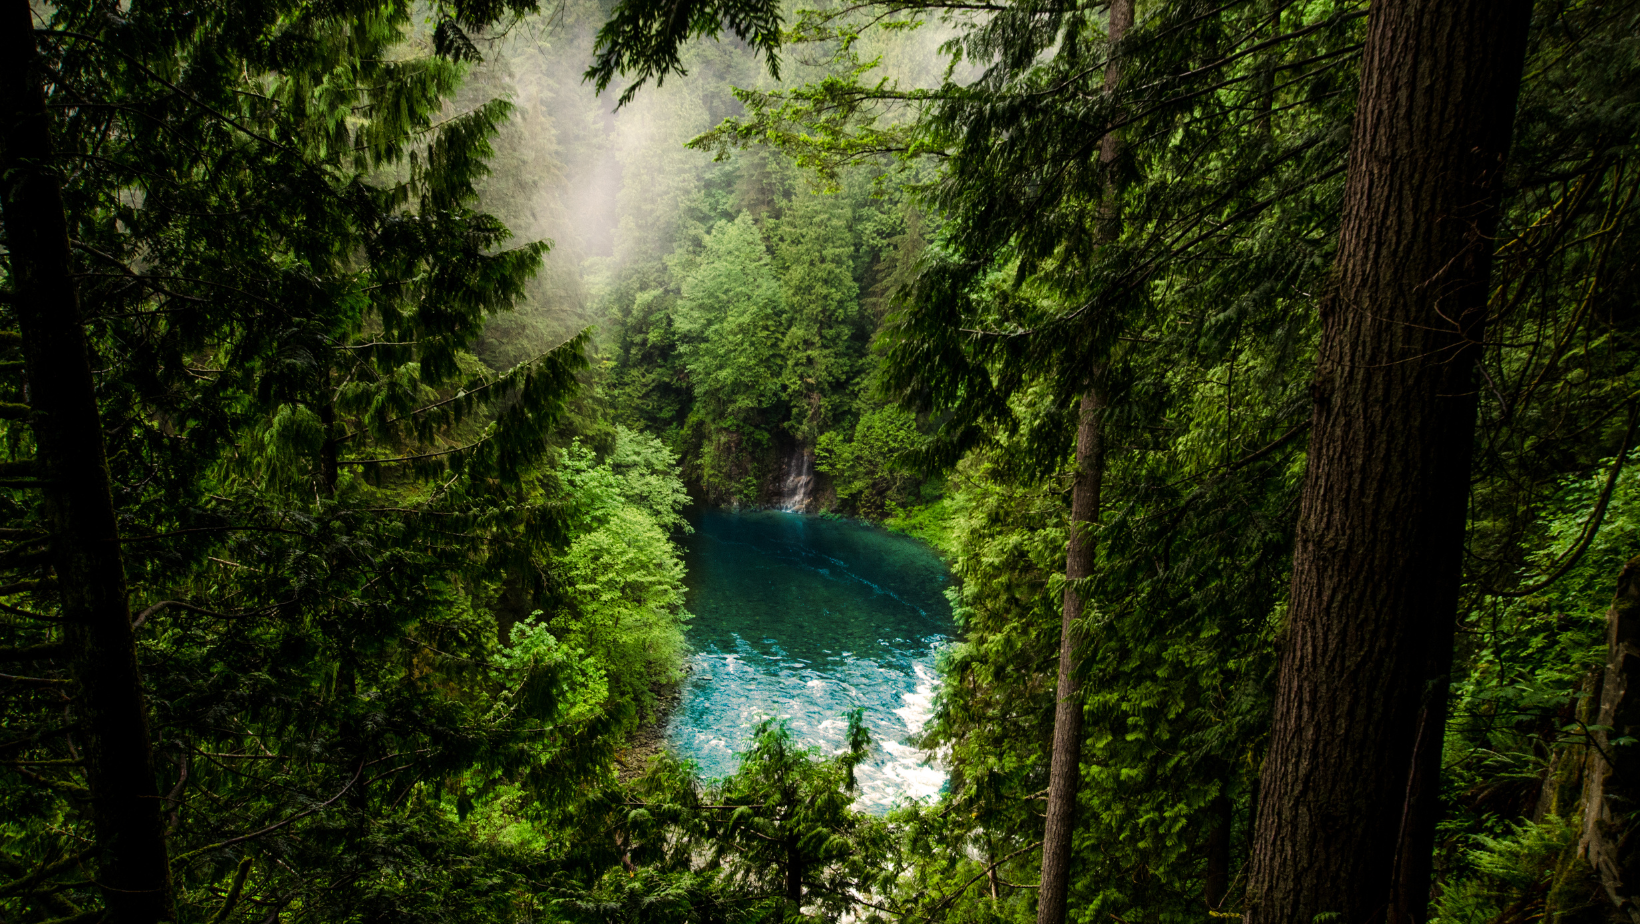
[591,0,1640,922]
[0,2,696,921]
[6,1,1640,924]
[458,9,940,514]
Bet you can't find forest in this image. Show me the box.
[2,1,1639,924]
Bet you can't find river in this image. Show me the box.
[665,507,956,812]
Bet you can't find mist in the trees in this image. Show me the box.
[6,2,1640,924]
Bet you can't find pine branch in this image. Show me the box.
[0,850,92,899]
[39,30,299,157]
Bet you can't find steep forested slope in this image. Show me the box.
[0,3,694,920]
[6,2,1640,924]
[454,4,943,514]
[579,0,1640,922]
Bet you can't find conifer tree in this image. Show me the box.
[773,190,864,443]
[1038,4,1132,922]
[0,2,174,918]
[0,2,626,920]
[674,213,788,501]
[1243,3,1533,923]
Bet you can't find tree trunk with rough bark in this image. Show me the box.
[1578,555,1640,922]
[1242,3,1532,924]
[1038,386,1107,924]
[1036,5,1132,923]
[0,3,176,921]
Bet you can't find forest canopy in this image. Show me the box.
[3,2,1640,924]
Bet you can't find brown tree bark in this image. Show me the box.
[1577,555,1640,921]
[1036,5,1132,923]
[0,4,176,922]
[1242,4,1532,924]
[1038,386,1107,924]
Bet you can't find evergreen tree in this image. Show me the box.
[4,1,1636,923]
[1244,5,1533,923]
[0,3,174,917]
[0,3,656,921]
[1039,5,1130,922]
[675,213,788,502]
[772,189,865,443]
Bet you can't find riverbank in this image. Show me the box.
[616,676,685,781]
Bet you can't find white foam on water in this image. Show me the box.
[665,510,956,810]
[852,658,946,811]
[893,662,938,735]
[671,646,951,812]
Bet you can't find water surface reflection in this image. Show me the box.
[667,508,954,811]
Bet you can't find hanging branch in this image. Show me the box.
[170,759,366,867]
[1492,402,1638,598]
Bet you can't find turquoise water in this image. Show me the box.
[666,508,955,811]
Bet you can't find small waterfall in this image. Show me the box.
[777,447,815,511]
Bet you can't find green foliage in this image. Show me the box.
[597,138,934,511]
[817,405,926,518]
[551,714,896,923]
[773,190,868,441]
[1432,815,1595,924]
[705,716,887,918]
[556,427,695,719]
[0,2,688,921]
[605,0,1640,919]
[562,425,696,535]
[587,0,783,106]
[677,215,790,423]
[671,214,790,504]
[4,0,1638,922]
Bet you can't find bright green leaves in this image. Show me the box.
[773,189,866,441]
[561,425,694,535]
[668,214,790,503]
[553,427,694,723]
[601,161,918,512]
[676,214,788,422]
[816,404,924,518]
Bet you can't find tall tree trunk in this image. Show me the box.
[0,4,176,922]
[1577,555,1640,920]
[1242,4,1532,924]
[1038,387,1107,924]
[1390,616,1458,924]
[785,839,803,908]
[1206,789,1233,910]
[1036,5,1132,923]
